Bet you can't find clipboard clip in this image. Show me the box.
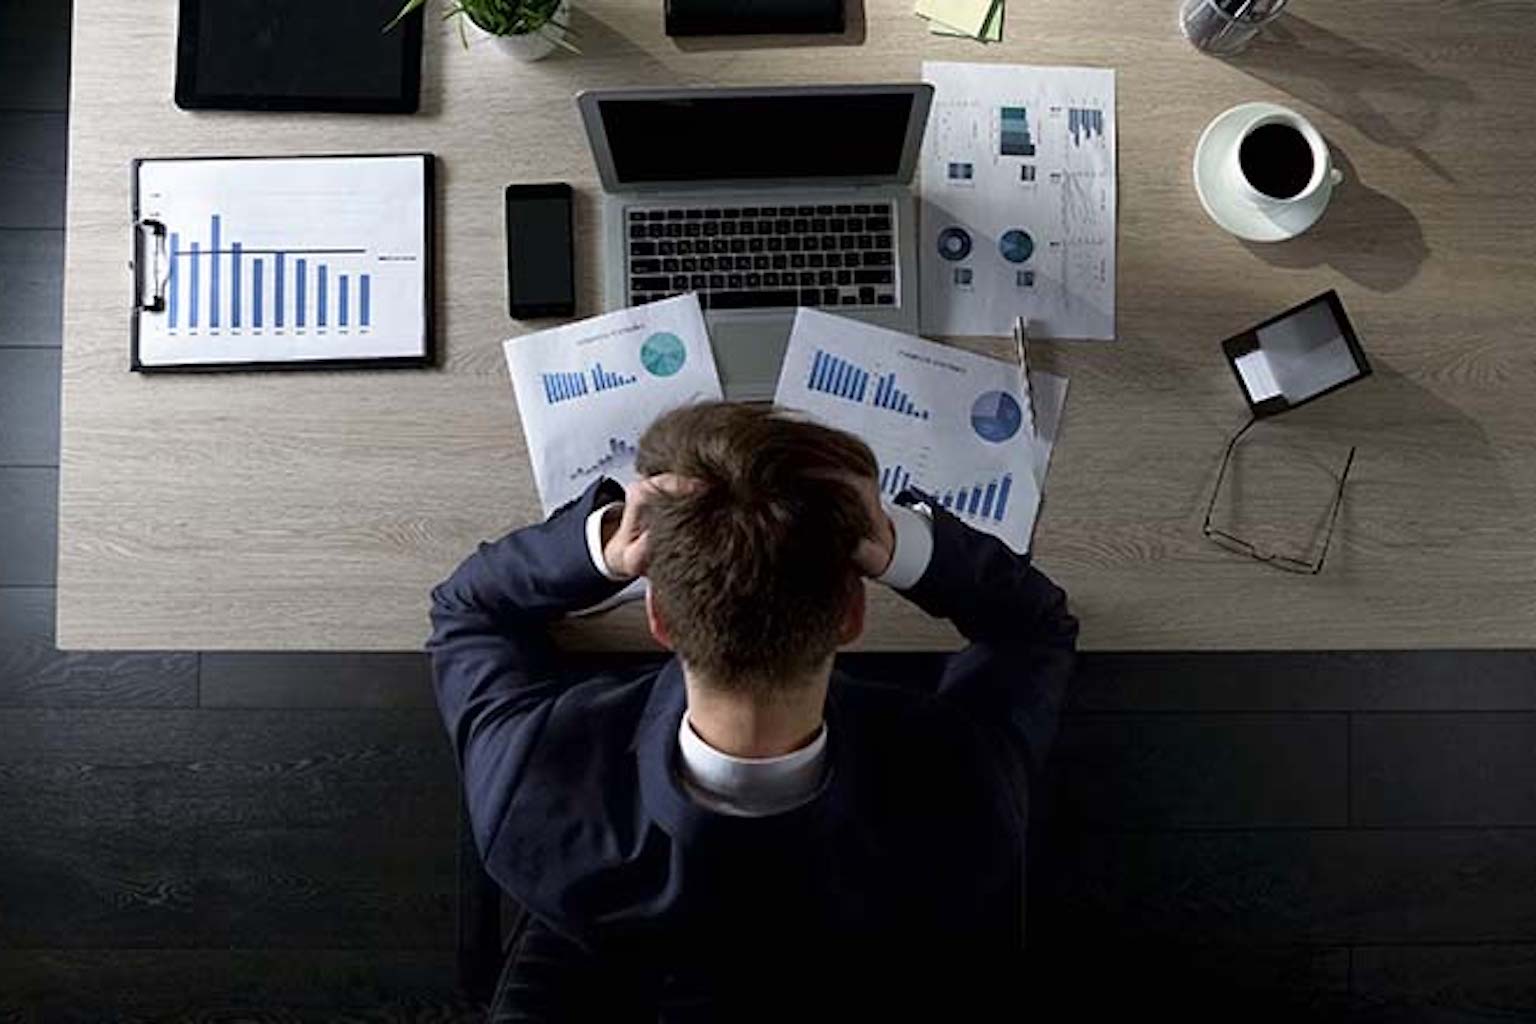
[133,218,168,313]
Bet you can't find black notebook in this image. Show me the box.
[175,0,423,113]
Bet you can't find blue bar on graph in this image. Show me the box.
[339,275,349,328]
[317,265,328,328]
[230,242,242,329]
[275,253,286,328]
[967,488,982,515]
[880,467,889,490]
[808,352,823,389]
[189,242,200,328]
[831,361,844,396]
[253,259,264,328]
[982,481,997,517]
[360,274,371,327]
[996,475,1012,518]
[209,216,220,329]
[874,375,887,406]
[295,259,307,328]
[842,366,855,398]
[942,492,954,508]
[168,233,179,329]
[857,370,868,401]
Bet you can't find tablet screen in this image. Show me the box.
[176,0,421,112]
[1227,292,1370,414]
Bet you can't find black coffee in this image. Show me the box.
[1239,123,1315,200]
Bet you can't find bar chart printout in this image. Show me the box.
[504,294,724,516]
[776,308,1067,554]
[134,154,428,368]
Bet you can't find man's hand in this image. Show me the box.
[601,474,696,580]
[852,474,896,578]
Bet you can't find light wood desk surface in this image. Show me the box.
[57,0,1536,651]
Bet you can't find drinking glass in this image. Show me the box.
[1180,0,1289,56]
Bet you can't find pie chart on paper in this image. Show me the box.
[641,332,687,377]
[970,390,1023,443]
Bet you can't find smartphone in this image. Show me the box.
[505,183,575,319]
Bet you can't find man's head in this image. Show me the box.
[635,402,878,697]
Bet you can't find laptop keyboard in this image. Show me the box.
[626,202,897,311]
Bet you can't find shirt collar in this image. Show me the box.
[676,712,828,818]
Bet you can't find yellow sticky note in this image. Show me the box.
[930,0,1003,39]
[914,0,994,39]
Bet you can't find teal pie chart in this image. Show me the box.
[641,332,687,377]
[971,390,1023,443]
[999,229,1035,264]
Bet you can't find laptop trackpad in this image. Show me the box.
[709,313,792,402]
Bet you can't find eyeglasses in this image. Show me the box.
[1202,417,1357,575]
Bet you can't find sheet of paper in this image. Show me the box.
[503,294,723,515]
[914,0,995,38]
[919,62,1117,341]
[135,155,428,367]
[773,309,1068,554]
[1235,349,1282,402]
[930,0,1003,39]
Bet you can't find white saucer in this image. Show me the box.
[1194,102,1332,243]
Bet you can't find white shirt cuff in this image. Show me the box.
[585,502,629,581]
[876,502,934,591]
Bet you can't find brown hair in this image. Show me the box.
[636,402,878,695]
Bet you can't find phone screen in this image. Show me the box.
[506,185,575,318]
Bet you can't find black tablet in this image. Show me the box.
[1221,290,1372,418]
[175,0,423,114]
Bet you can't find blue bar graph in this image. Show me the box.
[230,242,242,329]
[295,259,307,328]
[590,362,638,392]
[209,216,221,330]
[870,370,930,420]
[189,242,200,329]
[253,259,264,328]
[1069,107,1105,147]
[542,370,590,405]
[161,211,375,335]
[938,473,1013,523]
[168,232,179,329]
[807,349,871,403]
[879,464,914,499]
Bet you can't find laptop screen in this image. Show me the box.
[595,91,919,187]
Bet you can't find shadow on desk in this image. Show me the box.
[1233,14,1477,184]
[1241,150,1428,294]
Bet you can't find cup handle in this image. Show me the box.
[1330,168,1345,187]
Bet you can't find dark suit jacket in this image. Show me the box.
[428,478,1078,1016]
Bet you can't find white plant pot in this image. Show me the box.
[484,1,571,62]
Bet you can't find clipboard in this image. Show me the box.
[130,153,435,373]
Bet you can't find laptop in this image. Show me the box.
[576,84,934,400]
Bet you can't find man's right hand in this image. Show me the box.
[601,474,697,580]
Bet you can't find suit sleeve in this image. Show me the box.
[426,477,629,856]
[893,498,1079,779]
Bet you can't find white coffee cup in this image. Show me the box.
[1227,106,1344,211]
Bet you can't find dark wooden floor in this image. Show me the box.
[2,3,1533,1019]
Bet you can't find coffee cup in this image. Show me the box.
[1227,106,1344,211]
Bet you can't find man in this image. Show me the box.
[428,401,1077,1018]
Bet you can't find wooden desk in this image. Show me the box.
[57,0,1536,651]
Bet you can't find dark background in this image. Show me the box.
[2,2,1532,1018]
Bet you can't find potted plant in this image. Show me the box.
[390,0,576,62]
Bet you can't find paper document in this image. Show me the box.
[919,62,1117,341]
[134,155,429,367]
[773,309,1068,554]
[503,294,723,515]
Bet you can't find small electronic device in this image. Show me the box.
[505,183,577,320]
[1222,290,1371,417]
[174,0,422,113]
[665,0,845,36]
